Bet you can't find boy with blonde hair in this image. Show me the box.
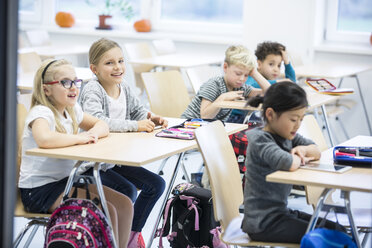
[181,45,270,121]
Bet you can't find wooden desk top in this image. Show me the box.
[17,67,93,91]
[19,45,89,58]
[128,53,223,68]
[295,63,372,79]
[215,87,340,111]
[26,119,246,166]
[266,135,372,193]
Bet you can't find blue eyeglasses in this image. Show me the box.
[43,79,83,89]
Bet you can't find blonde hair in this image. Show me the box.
[31,59,79,134]
[89,38,121,65]
[224,45,256,70]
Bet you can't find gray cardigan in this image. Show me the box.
[78,79,149,132]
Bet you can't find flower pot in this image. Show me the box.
[97,15,112,30]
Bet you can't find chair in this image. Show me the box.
[141,70,192,179]
[18,51,42,74]
[14,103,51,248]
[25,30,51,47]
[17,93,32,111]
[152,39,177,55]
[194,121,299,247]
[185,65,222,95]
[123,42,156,96]
[141,70,190,118]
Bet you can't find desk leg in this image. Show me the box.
[354,75,372,135]
[93,163,118,248]
[147,152,185,248]
[62,161,83,200]
[320,105,335,147]
[306,188,333,233]
[343,191,362,248]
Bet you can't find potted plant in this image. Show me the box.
[86,0,134,30]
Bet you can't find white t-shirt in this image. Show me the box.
[18,104,84,188]
[107,84,127,120]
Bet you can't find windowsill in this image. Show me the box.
[314,41,372,56]
[19,24,243,46]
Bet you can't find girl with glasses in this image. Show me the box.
[18,59,134,247]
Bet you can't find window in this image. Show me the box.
[19,0,243,36]
[153,0,243,34]
[56,0,140,27]
[19,0,42,23]
[326,0,372,43]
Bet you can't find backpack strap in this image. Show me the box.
[179,195,200,231]
[157,197,176,248]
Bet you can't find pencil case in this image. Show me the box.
[155,118,223,140]
[333,146,372,167]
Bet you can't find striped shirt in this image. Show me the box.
[181,76,252,121]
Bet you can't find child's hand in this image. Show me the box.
[77,132,98,144]
[291,146,314,165]
[280,49,290,65]
[151,115,168,128]
[220,91,244,101]
[137,119,155,132]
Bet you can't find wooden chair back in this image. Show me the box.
[18,51,42,74]
[186,65,222,94]
[195,121,243,229]
[141,70,190,118]
[123,42,155,95]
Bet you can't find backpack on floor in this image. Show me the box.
[157,183,227,248]
[44,180,115,248]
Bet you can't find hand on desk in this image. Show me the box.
[77,131,98,144]
[138,113,169,132]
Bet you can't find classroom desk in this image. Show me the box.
[266,135,372,248]
[26,118,246,247]
[128,53,223,69]
[19,45,90,60]
[295,63,372,135]
[215,87,341,146]
[17,67,94,91]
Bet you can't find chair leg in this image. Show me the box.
[180,157,191,183]
[14,219,48,248]
[336,116,350,140]
[23,225,39,248]
[157,157,170,175]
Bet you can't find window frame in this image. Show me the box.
[325,0,370,44]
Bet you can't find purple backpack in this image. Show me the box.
[44,187,115,248]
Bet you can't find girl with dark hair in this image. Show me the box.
[241,81,345,243]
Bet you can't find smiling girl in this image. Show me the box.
[79,38,167,248]
[18,59,134,247]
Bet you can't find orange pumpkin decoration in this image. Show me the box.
[133,19,151,32]
[55,12,75,28]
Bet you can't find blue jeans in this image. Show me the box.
[86,166,165,232]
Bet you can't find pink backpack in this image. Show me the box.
[44,186,115,248]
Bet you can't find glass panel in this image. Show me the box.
[160,0,243,24]
[337,0,372,33]
[56,0,140,23]
[19,0,35,12]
